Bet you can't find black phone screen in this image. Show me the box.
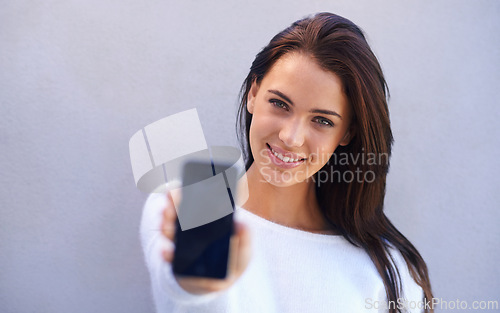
[172,160,236,279]
[172,212,233,279]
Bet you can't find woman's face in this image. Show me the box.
[247,52,354,187]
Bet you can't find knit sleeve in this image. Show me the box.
[387,247,426,313]
[139,192,226,311]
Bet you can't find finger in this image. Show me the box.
[168,187,182,209]
[162,248,174,263]
[161,217,176,240]
[166,189,174,205]
[163,200,176,221]
[227,232,240,279]
[234,221,252,274]
[176,276,231,294]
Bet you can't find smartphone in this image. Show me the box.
[172,159,237,279]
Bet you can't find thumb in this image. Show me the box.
[232,221,252,275]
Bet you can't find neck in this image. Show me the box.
[241,164,335,234]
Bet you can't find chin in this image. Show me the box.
[258,166,307,187]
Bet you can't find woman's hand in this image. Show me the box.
[161,190,252,295]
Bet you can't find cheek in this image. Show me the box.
[309,138,338,166]
[249,112,278,138]
[248,117,268,153]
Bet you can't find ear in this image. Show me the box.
[247,80,259,114]
[339,124,356,146]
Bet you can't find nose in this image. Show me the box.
[279,118,306,148]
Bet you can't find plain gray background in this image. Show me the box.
[1,1,499,312]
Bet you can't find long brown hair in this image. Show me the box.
[236,12,433,312]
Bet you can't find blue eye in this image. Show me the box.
[270,99,289,111]
[313,117,334,127]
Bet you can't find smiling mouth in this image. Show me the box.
[267,144,307,163]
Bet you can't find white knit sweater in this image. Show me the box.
[140,193,424,313]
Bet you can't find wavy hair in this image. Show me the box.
[236,12,433,312]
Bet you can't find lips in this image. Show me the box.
[266,144,307,168]
[267,144,306,161]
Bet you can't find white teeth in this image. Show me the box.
[270,147,302,163]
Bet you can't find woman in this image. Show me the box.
[141,12,433,313]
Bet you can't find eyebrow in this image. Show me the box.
[268,89,343,120]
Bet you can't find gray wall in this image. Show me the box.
[1,1,498,312]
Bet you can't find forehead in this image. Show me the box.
[260,52,349,113]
